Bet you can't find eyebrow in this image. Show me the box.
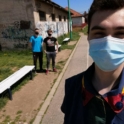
[115,26,124,30]
[91,26,124,31]
[91,26,105,31]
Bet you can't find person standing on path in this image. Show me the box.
[29,28,44,72]
[61,0,124,124]
[43,29,58,75]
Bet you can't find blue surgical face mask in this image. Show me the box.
[89,36,124,72]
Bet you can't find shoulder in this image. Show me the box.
[65,72,84,93]
[39,35,43,38]
[44,37,49,40]
[61,72,84,114]
[64,63,95,92]
[52,37,57,41]
[30,36,34,42]
[43,37,48,41]
[30,36,34,39]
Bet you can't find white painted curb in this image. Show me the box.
[33,35,83,124]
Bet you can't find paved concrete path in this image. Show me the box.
[41,34,93,124]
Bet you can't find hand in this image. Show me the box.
[56,50,58,54]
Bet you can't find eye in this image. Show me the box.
[114,32,124,39]
[93,32,106,38]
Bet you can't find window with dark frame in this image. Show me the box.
[39,11,46,21]
[52,14,55,21]
[59,15,62,21]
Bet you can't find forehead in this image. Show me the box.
[90,8,124,30]
[48,31,52,33]
[48,30,52,32]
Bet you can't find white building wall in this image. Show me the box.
[82,17,85,24]
[36,21,68,38]
[72,16,85,26]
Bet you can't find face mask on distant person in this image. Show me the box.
[48,33,52,36]
[89,36,124,72]
[35,32,39,35]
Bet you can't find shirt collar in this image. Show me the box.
[82,63,124,113]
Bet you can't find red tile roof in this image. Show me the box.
[65,7,83,17]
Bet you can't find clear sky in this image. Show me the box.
[52,0,93,13]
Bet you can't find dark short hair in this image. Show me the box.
[47,29,52,32]
[34,28,39,31]
[88,0,124,33]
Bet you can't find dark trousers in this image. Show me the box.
[33,52,43,71]
[46,52,56,69]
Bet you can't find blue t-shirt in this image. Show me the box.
[30,35,43,52]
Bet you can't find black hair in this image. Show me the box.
[88,0,124,33]
[47,29,52,32]
[34,28,39,31]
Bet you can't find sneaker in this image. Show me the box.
[46,70,49,75]
[53,68,57,72]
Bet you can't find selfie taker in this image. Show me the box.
[61,0,124,123]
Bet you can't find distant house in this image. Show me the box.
[65,7,86,28]
[83,11,88,24]
[0,0,69,50]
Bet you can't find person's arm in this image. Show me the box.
[42,38,47,53]
[41,37,44,48]
[61,79,68,114]
[29,37,32,49]
[43,42,47,53]
[55,41,59,53]
[61,73,84,124]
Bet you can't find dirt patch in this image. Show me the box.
[68,41,77,46]
[56,49,71,63]
[11,67,18,72]
[0,49,72,123]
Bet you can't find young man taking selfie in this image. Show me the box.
[61,0,124,123]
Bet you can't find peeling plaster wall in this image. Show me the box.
[0,0,35,49]
[36,21,68,38]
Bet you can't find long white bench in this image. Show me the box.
[55,44,61,51]
[0,65,35,100]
